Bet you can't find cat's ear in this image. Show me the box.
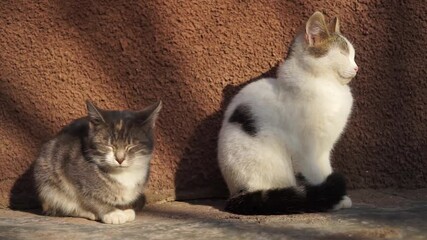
[135,100,162,128]
[305,11,329,46]
[86,100,105,125]
[328,16,340,34]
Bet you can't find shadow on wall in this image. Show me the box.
[5,1,193,208]
[51,1,220,191]
[9,163,40,209]
[174,65,279,201]
[0,72,50,209]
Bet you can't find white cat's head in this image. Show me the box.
[291,12,358,84]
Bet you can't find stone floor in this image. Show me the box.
[0,189,426,240]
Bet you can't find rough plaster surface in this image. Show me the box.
[0,1,426,208]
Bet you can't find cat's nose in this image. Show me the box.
[354,66,359,72]
[116,158,125,164]
[115,151,125,164]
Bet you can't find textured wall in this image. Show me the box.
[1,0,426,208]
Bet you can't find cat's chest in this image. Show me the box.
[109,168,146,190]
[108,168,147,204]
[304,81,352,114]
[299,83,353,135]
[277,82,353,134]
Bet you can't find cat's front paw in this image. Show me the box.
[333,195,352,210]
[123,209,136,221]
[80,212,97,221]
[101,209,135,224]
[340,195,352,208]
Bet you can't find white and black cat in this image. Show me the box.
[218,12,358,214]
[34,100,161,224]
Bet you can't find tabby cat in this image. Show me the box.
[34,100,161,224]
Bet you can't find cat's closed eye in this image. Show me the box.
[125,145,137,151]
[129,145,150,155]
[97,144,114,152]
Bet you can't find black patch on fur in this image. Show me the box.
[228,104,257,136]
[225,172,347,215]
[296,173,308,185]
[305,172,347,212]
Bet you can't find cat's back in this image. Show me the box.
[224,78,280,121]
[57,117,90,137]
[35,117,89,169]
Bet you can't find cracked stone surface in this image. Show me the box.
[0,189,426,240]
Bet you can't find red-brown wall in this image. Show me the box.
[1,0,426,208]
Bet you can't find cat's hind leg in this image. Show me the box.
[295,149,349,211]
[42,201,97,221]
[39,186,97,220]
[315,152,352,210]
[296,150,333,186]
[219,131,297,195]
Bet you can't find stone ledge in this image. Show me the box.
[1,189,426,240]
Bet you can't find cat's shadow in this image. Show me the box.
[9,162,41,211]
[174,65,279,210]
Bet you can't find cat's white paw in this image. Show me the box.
[67,209,97,221]
[333,195,352,210]
[81,212,97,221]
[340,196,352,208]
[123,209,136,221]
[102,209,133,224]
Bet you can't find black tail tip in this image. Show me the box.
[225,191,264,215]
[325,172,347,190]
[306,172,348,212]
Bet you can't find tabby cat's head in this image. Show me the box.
[291,11,358,84]
[85,100,162,170]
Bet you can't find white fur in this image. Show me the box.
[109,166,146,189]
[108,155,151,204]
[108,154,151,188]
[101,209,135,224]
[218,28,356,198]
[333,196,353,210]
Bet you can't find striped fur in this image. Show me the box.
[34,100,161,224]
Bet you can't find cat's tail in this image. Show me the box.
[225,172,347,215]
